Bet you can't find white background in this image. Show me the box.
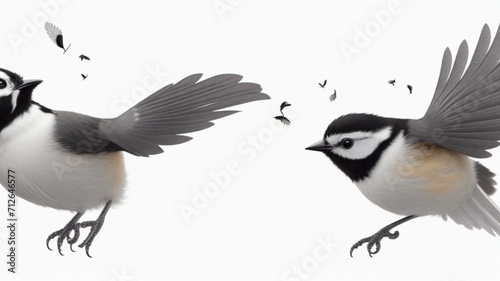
[1,0,500,280]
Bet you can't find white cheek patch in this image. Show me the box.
[328,126,393,160]
[10,89,20,113]
[0,89,12,98]
[0,71,17,111]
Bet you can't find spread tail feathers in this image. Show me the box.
[101,74,270,156]
[446,186,500,236]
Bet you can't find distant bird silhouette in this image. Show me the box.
[274,101,291,125]
[329,89,337,102]
[79,54,91,61]
[319,80,327,88]
[44,22,71,54]
[407,84,413,94]
[388,79,396,86]
[81,74,88,81]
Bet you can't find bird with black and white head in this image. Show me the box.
[0,69,269,257]
[307,24,500,257]
[0,69,43,128]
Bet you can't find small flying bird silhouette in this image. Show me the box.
[329,89,337,102]
[44,22,71,54]
[81,74,88,81]
[388,79,396,86]
[79,54,91,61]
[407,84,413,94]
[274,115,291,126]
[319,80,327,88]
[274,101,292,125]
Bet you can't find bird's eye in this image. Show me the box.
[0,79,6,89]
[340,138,354,149]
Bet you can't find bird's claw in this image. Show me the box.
[46,213,83,255]
[350,229,400,258]
[46,201,112,257]
[67,226,81,252]
[75,220,103,258]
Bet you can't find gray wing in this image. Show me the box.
[98,73,270,157]
[408,24,500,158]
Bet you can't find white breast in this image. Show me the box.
[355,132,477,216]
[0,106,127,212]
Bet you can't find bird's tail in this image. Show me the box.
[446,186,500,236]
[102,74,270,156]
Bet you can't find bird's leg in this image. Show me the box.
[76,200,112,258]
[46,211,84,255]
[350,215,417,257]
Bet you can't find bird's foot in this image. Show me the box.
[46,212,84,255]
[349,215,417,258]
[76,200,112,258]
[350,227,399,258]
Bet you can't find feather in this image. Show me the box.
[274,115,291,125]
[279,101,291,114]
[44,22,71,54]
[407,85,413,94]
[329,90,337,101]
[408,24,500,158]
[79,54,91,61]
[447,186,500,236]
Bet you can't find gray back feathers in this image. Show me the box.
[409,24,500,158]
[55,74,269,156]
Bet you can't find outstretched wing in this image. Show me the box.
[99,73,270,156]
[408,24,500,158]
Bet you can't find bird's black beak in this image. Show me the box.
[14,79,43,91]
[306,140,332,152]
